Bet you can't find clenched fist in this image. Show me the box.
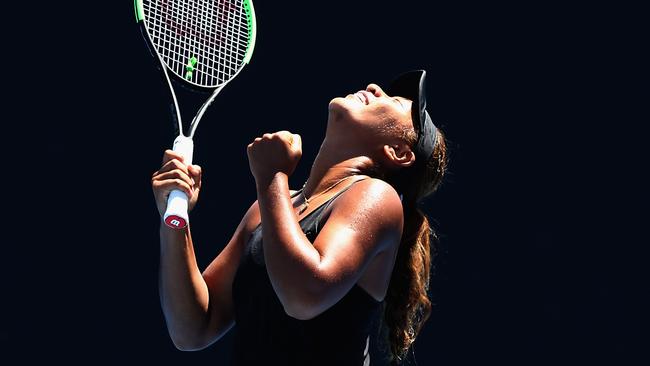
[247,130,302,184]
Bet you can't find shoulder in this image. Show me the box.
[330,177,404,233]
[356,177,400,196]
[342,177,402,208]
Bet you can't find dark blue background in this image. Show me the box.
[5,1,642,364]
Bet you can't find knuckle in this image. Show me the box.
[163,150,176,161]
[171,159,187,171]
[179,169,191,180]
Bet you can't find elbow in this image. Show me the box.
[172,340,204,352]
[275,273,325,320]
[284,306,312,321]
[168,316,233,351]
[169,331,212,351]
[282,294,322,321]
[284,305,316,321]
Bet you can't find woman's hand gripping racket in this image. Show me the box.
[135,0,257,229]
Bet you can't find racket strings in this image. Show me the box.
[143,0,251,87]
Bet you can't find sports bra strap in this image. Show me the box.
[314,176,370,232]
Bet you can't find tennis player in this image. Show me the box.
[151,70,448,365]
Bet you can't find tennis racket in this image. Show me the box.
[134,0,257,229]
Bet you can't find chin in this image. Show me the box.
[330,95,363,115]
[328,97,359,125]
[328,96,349,111]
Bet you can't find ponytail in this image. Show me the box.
[381,203,435,364]
[376,127,448,364]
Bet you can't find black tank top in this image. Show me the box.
[231,178,392,365]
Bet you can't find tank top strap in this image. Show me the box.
[315,176,370,232]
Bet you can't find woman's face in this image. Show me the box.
[328,83,414,137]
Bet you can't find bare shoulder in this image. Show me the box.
[337,177,402,213]
[353,177,400,199]
[329,177,404,239]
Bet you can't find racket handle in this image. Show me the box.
[163,135,194,229]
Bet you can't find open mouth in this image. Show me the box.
[354,91,370,104]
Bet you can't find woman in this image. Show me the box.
[151,70,448,365]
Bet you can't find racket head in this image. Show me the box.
[135,0,257,91]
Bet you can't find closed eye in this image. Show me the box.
[394,98,405,109]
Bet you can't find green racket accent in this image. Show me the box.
[185,56,198,80]
[140,0,256,87]
[134,0,144,22]
[243,0,257,64]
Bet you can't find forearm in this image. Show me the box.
[159,223,210,348]
[256,173,321,315]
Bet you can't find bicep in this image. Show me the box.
[308,180,403,315]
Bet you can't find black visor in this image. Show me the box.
[386,70,437,160]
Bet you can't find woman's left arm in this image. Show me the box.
[257,174,403,320]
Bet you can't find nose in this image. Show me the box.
[366,83,385,97]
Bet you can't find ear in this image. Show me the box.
[383,143,415,169]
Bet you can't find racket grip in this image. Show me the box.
[163,135,194,229]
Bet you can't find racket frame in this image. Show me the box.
[135,0,257,228]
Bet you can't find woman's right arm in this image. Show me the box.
[152,150,259,351]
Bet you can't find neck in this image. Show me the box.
[302,136,375,199]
